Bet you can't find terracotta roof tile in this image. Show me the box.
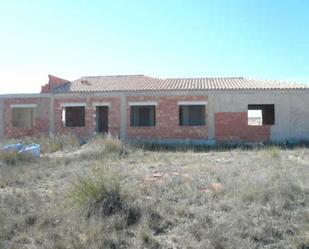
[52,75,309,93]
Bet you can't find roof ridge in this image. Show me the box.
[81,74,145,79]
[243,77,308,85]
[164,76,244,80]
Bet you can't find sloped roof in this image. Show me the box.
[52,75,309,93]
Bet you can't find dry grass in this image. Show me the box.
[0,137,308,249]
[0,151,35,165]
[89,135,128,155]
[33,134,81,153]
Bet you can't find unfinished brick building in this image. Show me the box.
[1,74,309,144]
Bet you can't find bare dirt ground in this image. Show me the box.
[0,138,308,249]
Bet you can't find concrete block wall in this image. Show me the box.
[281,94,309,141]
[210,90,309,142]
[211,92,274,142]
[126,95,208,140]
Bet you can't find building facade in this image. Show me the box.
[1,75,309,143]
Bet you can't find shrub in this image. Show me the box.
[126,206,142,227]
[69,166,140,224]
[69,166,143,239]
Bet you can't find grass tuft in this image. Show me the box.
[103,135,127,155]
[139,228,161,249]
[70,167,122,217]
[69,165,141,229]
[269,145,280,158]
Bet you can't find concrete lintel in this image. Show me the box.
[93,102,110,106]
[129,101,158,106]
[60,102,87,107]
[10,104,37,108]
[178,101,208,105]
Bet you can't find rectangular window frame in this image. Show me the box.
[178,101,207,127]
[248,104,275,126]
[11,106,35,128]
[130,104,156,127]
[61,103,86,128]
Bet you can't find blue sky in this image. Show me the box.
[0,0,308,94]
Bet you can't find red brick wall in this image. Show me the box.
[3,98,50,138]
[41,75,70,93]
[54,97,120,137]
[3,95,275,142]
[215,112,271,142]
[126,95,208,140]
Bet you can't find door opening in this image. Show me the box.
[96,106,108,133]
